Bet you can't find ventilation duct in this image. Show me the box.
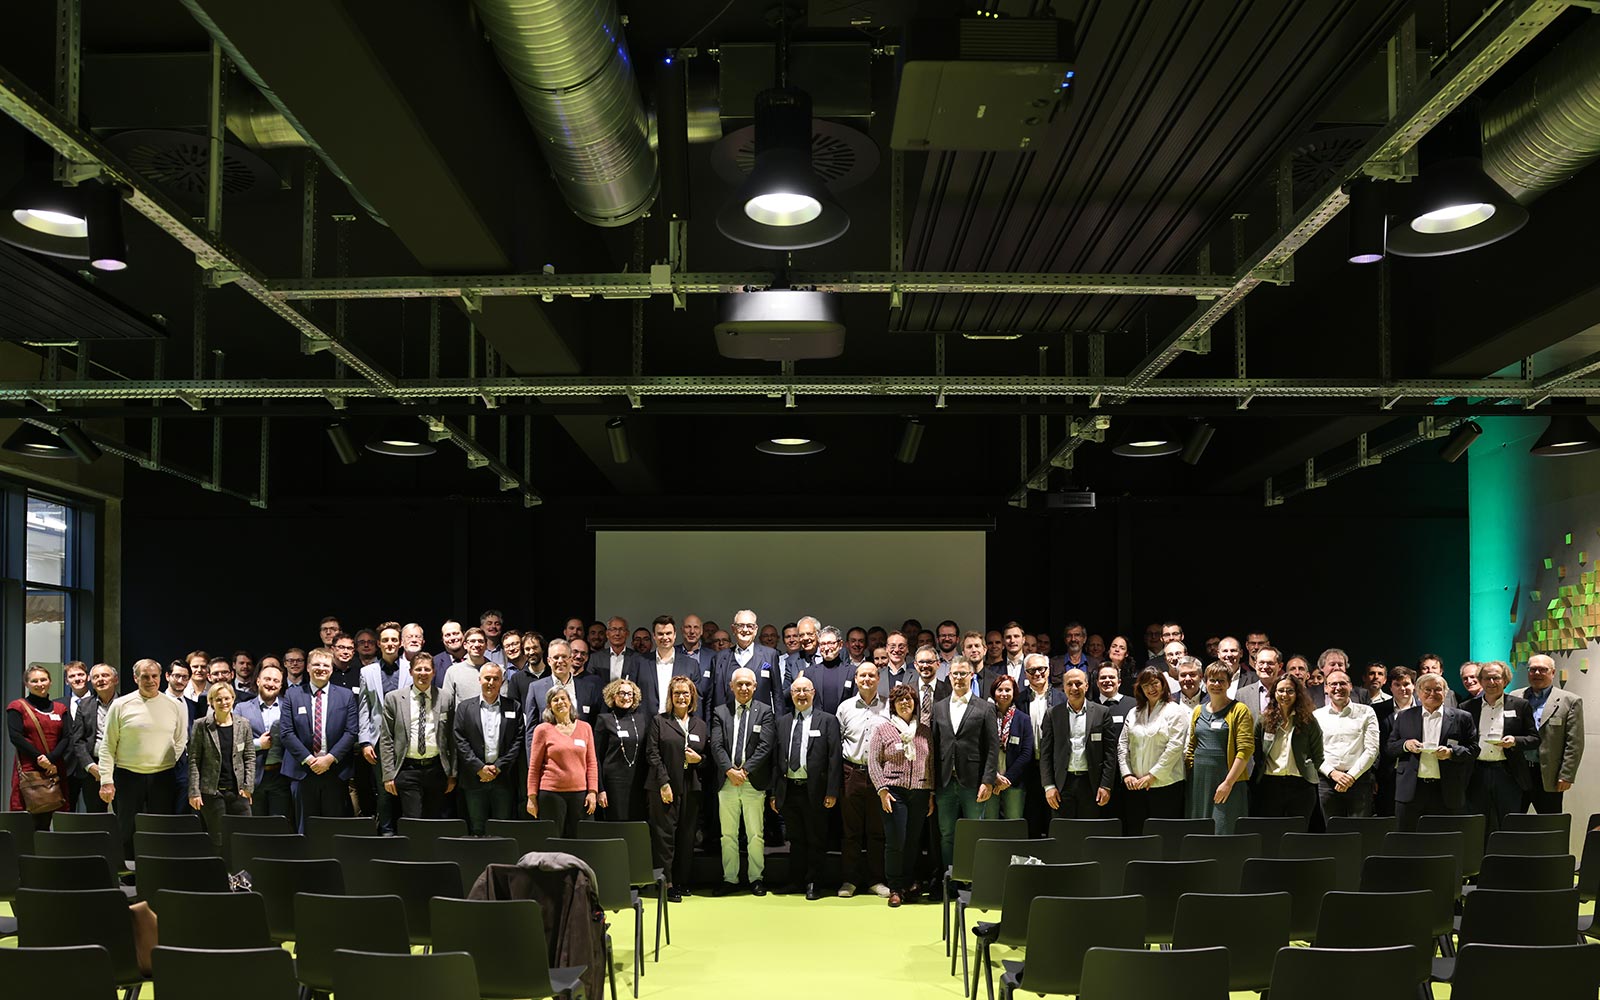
[1483,13,1600,203]
[472,0,658,227]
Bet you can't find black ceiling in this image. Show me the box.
[1,0,1596,508]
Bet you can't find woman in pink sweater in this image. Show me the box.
[525,687,598,837]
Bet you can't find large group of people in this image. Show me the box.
[6,611,1586,907]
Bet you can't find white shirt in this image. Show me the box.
[609,649,629,683]
[787,710,812,779]
[479,696,503,765]
[1065,703,1089,773]
[837,695,888,764]
[1118,701,1189,787]
[257,699,281,749]
[1419,709,1443,780]
[1478,697,1507,761]
[655,656,675,713]
[1027,687,1050,735]
[1264,724,1298,776]
[950,692,972,734]
[1002,657,1024,684]
[408,687,439,759]
[1315,700,1379,778]
[735,644,754,668]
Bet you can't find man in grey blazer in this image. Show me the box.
[710,666,777,895]
[71,662,120,813]
[234,661,293,822]
[930,659,999,869]
[1514,653,1585,814]
[357,623,410,833]
[379,653,457,819]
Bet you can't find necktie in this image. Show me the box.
[733,704,747,768]
[920,684,933,726]
[789,712,804,764]
[313,688,325,755]
[416,691,428,754]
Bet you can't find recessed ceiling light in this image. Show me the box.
[756,437,824,456]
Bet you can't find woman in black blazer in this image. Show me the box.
[594,678,648,822]
[1250,675,1323,821]
[643,675,710,901]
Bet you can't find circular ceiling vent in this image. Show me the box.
[1290,125,1379,194]
[104,129,280,207]
[711,119,880,193]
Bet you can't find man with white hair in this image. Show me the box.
[1388,672,1478,831]
[711,666,776,895]
[1512,653,1585,814]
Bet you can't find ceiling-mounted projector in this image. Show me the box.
[714,291,845,362]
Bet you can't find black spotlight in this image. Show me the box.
[1345,178,1387,264]
[325,421,360,465]
[85,182,128,272]
[1,423,75,459]
[365,418,437,457]
[1530,415,1600,457]
[1111,418,1181,458]
[1387,156,1528,257]
[1438,420,1482,463]
[55,423,101,463]
[607,418,630,464]
[895,418,924,464]
[716,88,849,250]
[1180,421,1216,465]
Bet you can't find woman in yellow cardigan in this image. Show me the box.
[1185,663,1254,833]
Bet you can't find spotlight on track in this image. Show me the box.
[1345,178,1387,264]
[85,182,128,272]
[56,423,101,463]
[607,418,631,464]
[896,418,924,464]
[716,88,849,251]
[1438,421,1482,464]
[325,421,361,465]
[1180,421,1216,465]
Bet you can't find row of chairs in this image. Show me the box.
[4,892,585,1000]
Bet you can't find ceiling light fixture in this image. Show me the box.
[85,182,128,272]
[607,417,631,464]
[716,88,849,250]
[756,436,825,456]
[1345,178,1386,264]
[325,421,360,465]
[1530,415,1600,457]
[1387,157,1527,257]
[1438,420,1482,463]
[1180,421,1216,465]
[0,149,91,260]
[365,418,437,457]
[1110,418,1181,458]
[1,423,75,459]
[896,418,925,464]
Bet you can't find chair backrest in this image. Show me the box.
[134,830,215,860]
[1079,945,1230,1000]
[1314,890,1434,984]
[993,863,1102,948]
[0,944,118,1000]
[1500,812,1571,837]
[1172,892,1291,991]
[1179,832,1263,891]
[431,897,561,1000]
[1141,817,1214,860]
[34,829,115,861]
[1235,814,1308,857]
[153,889,273,949]
[250,858,345,942]
[1381,831,1464,893]
[332,949,480,1000]
[220,812,294,852]
[230,832,307,870]
[0,811,37,856]
[1360,853,1458,938]
[1578,828,1600,904]
[17,853,116,890]
[1240,856,1338,942]
[368,859,462,945]
[14,888,142,985]
[1418,813,1486,876]
[1325,814,1397,859]
[952,818,1028,880]
[1080,836,1163,894]
[303,815,377,858]
[397,817,469,858]
[576,820,658,887]
[1047,817,1123,861]
[1279,832,1365,891]
[135,855,230,900]
[1448,943,1600,1000]
[1476,852,1575,891]
[1017,895,1146,995]
[1486,829,1569,858]
[432,837,522,895]
[135,812,203,834]
[332,834,413,895]
[1122,859,1223,944]
[1268,945,1420,1000]
[152,946,299,1000]
[293,894,410,992]
[1459,888,1580,947]
[0,830,19,900]
[486,819,556,858]
[968,838,1052,913]
[549,837,634,911]
[49,813,125,870]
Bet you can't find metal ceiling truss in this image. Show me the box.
[1266,417,1467,506]
[0,60,541,506]
[1009,0,1572,506]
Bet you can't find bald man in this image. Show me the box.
[711,667,776,895]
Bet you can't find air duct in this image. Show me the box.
[1482,14,1600,203]
[472,0,658,227]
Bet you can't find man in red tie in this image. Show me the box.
[279,647,360,831]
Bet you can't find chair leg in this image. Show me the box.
[635,902,644,984]
[951,901,963,975]
[661,877,671,946]
[654,880,664,961]
[960,915,969,987]
[607,937,619,1000]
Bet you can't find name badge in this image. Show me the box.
[1504,709,1517,717]
[688,734,701,743]
[617,730,629,738]
[752,724,762,732]
[844,680,854,689]
[1090,732,1102,742]
[48,713,60,721]
[1008,735,1020,745]
[1111,715,1124,723]
[1264,733,1276,744]
[574,739,586,748]
[761,668,771,678]
[1210,720,1225,730]
[298,706,307,715]
[352,686,361,694]
[703,670,711,679]
[809,728,823,737]
[581,705,591,714]
[504,711,517,718]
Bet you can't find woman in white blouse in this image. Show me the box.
[1117,666,1190,834]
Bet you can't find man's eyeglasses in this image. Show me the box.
[915,660,938,667]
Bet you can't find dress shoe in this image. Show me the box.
[750,879,767,897]
[837,881,857,898]
[805,883,821,901]
[667,887,683,903]
[714,882,735,897]
[869,882,892,898]
[888,892,903,907]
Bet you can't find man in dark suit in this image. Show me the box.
[1018,655,1065,837]
[770,675,841,899]
[71,662,120,813]
[676,614,716,676]
[1462,660,1536,836]
[278,647,361,831]
[930,659,999,868]
[711,666,777,895]
[454,660,525,835]
[780,616,823,709]
[635,617,709,719]
[1387,672,1478,831]
[524,641,604,734]
[1039,666,1117,818]
[711,610,783,714]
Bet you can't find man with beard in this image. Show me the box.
[798,626,852,716]
[934,621,961,675]
[432,621,468,677]
[1049,621,1098,688]
[878,631,914,693]
[236,660,294,822]
[358,622,409,833]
